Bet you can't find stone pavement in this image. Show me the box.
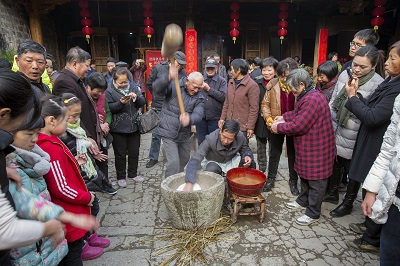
[84,133,379,266]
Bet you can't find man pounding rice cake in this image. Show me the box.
[182,120,256,191]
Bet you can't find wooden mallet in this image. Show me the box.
[161,23,185,115]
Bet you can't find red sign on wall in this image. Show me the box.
[318,29,329,66]
[145,50,166,101]
[185,29,197,76]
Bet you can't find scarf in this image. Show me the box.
[67,121,97,178]
[7,144,50,178]
[331,70,376,127]
[113,82,130,96]
[279,78,290,93]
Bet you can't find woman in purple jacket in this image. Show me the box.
[271,68,336,226]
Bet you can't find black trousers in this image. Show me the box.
[95,146,109,179]
[58,237,84,266]
[361,189,382,247]
[296,178,328,219]
[256,136,269,172]
[0,251,11,266]
[268,134,297,180]
[111,131,141,180]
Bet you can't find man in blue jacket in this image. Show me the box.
[183,120,255,191]
[196,57,227,145]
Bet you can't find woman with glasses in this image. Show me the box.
[105,67,146,188]
[261,57,299,194]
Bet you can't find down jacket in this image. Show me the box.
[155,73,204,142]
[362,94,400,224]
[329,71,383,159]
[7,145,68,265]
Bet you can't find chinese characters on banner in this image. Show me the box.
[318,29,328,66]
[185,29,197,76]
[145,50,165,101]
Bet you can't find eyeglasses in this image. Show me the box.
[349,41,364,49]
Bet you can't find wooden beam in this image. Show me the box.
[27,0,43,44]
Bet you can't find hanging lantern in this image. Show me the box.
[371,0,387,31]
[143,0,154,42]
[277,2,289,44]
[230,29,240,44]
[229,3,240,44]
[79,0,92,43]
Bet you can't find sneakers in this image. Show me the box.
[347,237,380,253]
[146,159,158,168]
[87,232,110,248]
[130,175,144,182]
[286,201,305,210]
[349,223,367,234]
[81,241,103,261]
[296,214,319,226]
[102,182,118,195]
[118,179,127,188]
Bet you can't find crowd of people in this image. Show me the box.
[1,26,400,265]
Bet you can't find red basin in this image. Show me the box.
[226,168,267,197]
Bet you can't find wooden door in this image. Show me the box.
[90,27,111,74]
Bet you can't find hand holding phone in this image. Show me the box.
[346,68,353,82]
[122,95,131,100]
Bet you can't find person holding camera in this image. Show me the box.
[130,59,147,93]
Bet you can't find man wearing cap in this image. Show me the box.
[155,67,204,178]
[196,57,227,145]
[145,51,187,168]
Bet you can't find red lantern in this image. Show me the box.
[78,0,88,9]
[372,7,386,17]
[144,18,153,27]
[278,20,288,29]
[279,2,289,11]
[80,9,91,18]
[278,12,288,20]
[229,2,240,44]
[143,0,154,42]
[82,27,93,36]
[142,0,152,9]
[143,10,153,18]
[277,3,289,44]
[230,3,240,12]
[230,29,239,44]
[81,18,92,27]
[230,21,240,29]
[374,0,387,6]
[371,0,386,31]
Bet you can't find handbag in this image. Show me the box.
[136,109,160,134]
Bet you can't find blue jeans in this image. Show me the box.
[148,127,161,161]
[196,119,219,146]
[380,204,400,265]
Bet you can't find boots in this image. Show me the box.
[81,241,103,261]
[87,232,111,248]
[289,177,299,195]
[329,179,361,217]
[263,178,275,192]
[323,167,343,204]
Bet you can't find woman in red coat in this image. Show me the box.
[271,68,336,226]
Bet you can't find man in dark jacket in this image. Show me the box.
[196,57,227,145]
[145,51,187,168]
[156,68,204,178]
[183,120,255,191]
[52,47,106,176]
[103,57,117,82]
[15,40,50,95]
[250,57,262,80]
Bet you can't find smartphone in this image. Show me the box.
[122,95,131,100]
[346,68,353,82]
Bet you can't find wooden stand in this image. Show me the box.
[226,190,266,223]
